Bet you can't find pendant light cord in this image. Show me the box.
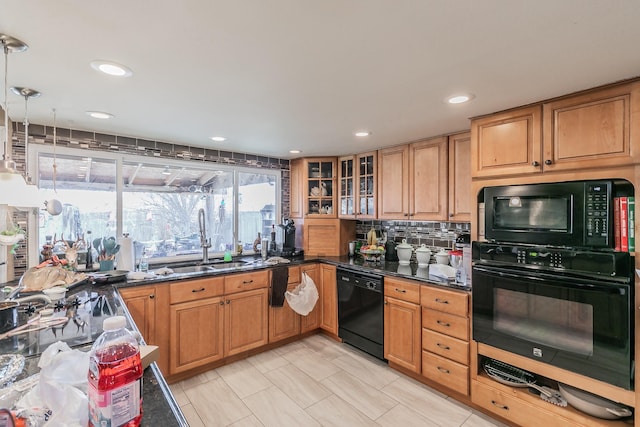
[2,41,8,162]
[52,108,57,193]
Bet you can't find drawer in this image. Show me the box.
[170,277,225,304]
[422,308,469,341]
[420,286,468,317]
[422,328,469,365]
[471,380,562,427]
[384,277,421,304]
[422,351,469,396]
[288,266,301,284]
[225,270,269,294]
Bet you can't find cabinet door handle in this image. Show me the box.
[384,299,388,305]
[226,300,231,304]
[436,320,451,327]
[192,287,206,293]
[435,298,448,304]
[449,213,454,217]
[491,400,509,411]
[395,288,407,293]
[149,294,155,299]
[242,280,254,285]
[436,366,450,374]
[404,213,410,217]
[219,301,225,306]
[436,343,450,350]
[545,159,552,165]
[531,161,540,167]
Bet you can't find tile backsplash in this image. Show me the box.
[356,220,470,252]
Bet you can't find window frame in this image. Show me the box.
[28,144,281,266]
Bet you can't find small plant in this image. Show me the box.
[0,225,26,254]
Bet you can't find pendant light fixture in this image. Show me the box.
[0,34,27,180]
[10,87,40,184]
[0,33,40,207]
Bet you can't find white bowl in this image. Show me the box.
[42,286,67,301]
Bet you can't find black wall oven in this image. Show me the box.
[472,242,634,389]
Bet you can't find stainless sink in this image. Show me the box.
[170,265,215,274]
[209,261,249,269]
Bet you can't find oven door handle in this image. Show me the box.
[472,265,628,290]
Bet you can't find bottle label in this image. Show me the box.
[88,378,142,427]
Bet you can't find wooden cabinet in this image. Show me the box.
[320,264,337,335]
[448,132,471,222]
[471,105,541,178]
[377,144,409,219]
[120,284,158,344]
[120,283,170,374]
[300,263,322,333]
[338,151,377,219]
[303,218,355,256]
[421,286,470,396]
[225,287,269,356]
[378,137,448,220]
[542,82,640,172]
[471,81,640,178]
[303,158,337,217]
[384,277,421,373]
[269,266,302,343]
[167,273,268,375]
[169,295,225,374]
[289,158,304,219]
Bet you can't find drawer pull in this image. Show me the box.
[436,320,451,327]
[243,280,254,285]
[192,287,206,293]
[435,298,449,304]
[436,366,450,374]
[491,400,509,411]
[436,343,450,350]
[395,288,407,293]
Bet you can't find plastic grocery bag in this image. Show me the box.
[285,272,319,316]
[15,341,89,427]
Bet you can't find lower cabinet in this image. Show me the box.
[300,263,322,333]
[320,264,337,335]
[169,296,225,374]
[269,266,302,343]
[167,272,269,375]
[420,285,470,396]
[383,277,421,373]
[225,288,269,356]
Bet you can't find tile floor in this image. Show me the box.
[169,334,509,427]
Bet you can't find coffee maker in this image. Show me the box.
[270,218,303,257]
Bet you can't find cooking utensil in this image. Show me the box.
[483,358,567,406]
[558,383,632,419]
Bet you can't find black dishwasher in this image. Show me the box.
[337,267,385,360]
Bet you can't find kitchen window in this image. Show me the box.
[31,145,280,266]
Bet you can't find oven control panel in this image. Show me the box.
[473,242,631,278]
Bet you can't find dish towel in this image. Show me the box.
[270,266,289,307]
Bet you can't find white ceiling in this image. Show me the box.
[2,1,640,159]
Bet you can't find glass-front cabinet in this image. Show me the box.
[338,152,376,219]
[304,158,337,217]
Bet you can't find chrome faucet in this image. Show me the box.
[198,208,211,263]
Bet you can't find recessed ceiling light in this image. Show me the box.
[289,150,301,154]
[210,136,226,142]
[90,60,133,77]
[446,94,475,104]
[86,111,113,119]
[354,131,371,137]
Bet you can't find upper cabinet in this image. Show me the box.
[303,158,337,218]
[471,81,640,178]
[448,132,471,222]
[338,151,377,219]
[378,137,448,221]
[471,105,542,178]
[289,158,303,218]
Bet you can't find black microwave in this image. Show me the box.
[483,180,617,248]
